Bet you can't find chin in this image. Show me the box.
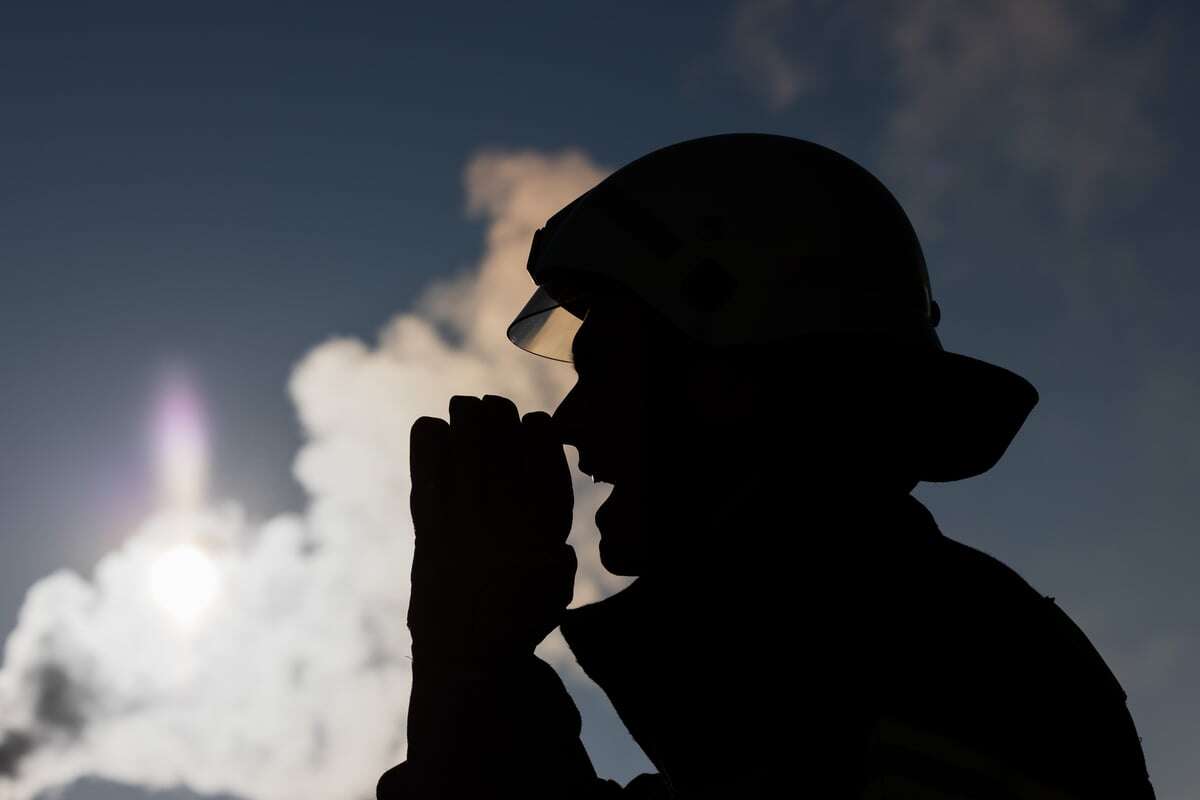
[598,536,644,577]
[595,492,653,577]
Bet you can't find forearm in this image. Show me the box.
[379,654,599,798]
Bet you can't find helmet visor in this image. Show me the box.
[506,286,586,362]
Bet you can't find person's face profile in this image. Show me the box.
[552,295,674,575]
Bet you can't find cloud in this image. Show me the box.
[724,0,1166,228]
[0,148,620,799]
[882,0,1166,230]
[726,0,821,110]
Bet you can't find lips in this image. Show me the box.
[576,455,615,485]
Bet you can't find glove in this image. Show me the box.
[407,394,577,669]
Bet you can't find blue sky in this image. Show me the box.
[0,2,1196,798]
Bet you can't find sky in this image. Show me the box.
[0,1,1196,798]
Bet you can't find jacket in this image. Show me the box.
[378,494,1155,798]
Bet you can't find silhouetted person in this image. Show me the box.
[378,135,1155,798]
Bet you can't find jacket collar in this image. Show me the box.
[559,492,942,790]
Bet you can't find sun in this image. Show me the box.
[149,545,221,627]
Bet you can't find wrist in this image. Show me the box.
[410,649,543,685]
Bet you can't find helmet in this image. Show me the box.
[507,133,1037,481]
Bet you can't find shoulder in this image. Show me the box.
[895,531,1154,796]
[929,534,1127,704]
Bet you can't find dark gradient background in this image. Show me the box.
[1,3,1196,798]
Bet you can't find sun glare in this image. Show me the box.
[149,545,221,627]
[155,373,209,508]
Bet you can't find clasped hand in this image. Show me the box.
[408,394,576,669]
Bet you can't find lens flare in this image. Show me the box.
[149,544,221,627]
[154,372,209,508]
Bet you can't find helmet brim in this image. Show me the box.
[917,351,1038,482]
[506,285,587,362]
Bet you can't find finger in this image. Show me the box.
[448,395,487,538]
[480,394,521,454]
[410,415,451,484]
[410,416,451,535]
[448,394,484,431]
[448,395,485,467]
[480,394,522,488]
[522,410,573,543]
[481,394,520,425]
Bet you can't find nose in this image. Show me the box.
[551,382,584,449]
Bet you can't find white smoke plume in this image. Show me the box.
[0,147,624,799]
